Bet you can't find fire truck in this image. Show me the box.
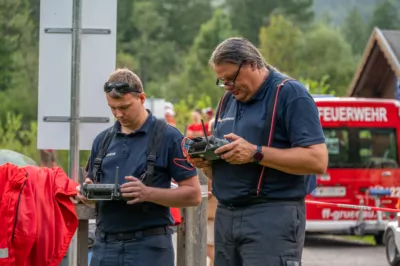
[306,96,400,244]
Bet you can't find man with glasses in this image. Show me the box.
[77,68,201,266]
[190,37,328,265]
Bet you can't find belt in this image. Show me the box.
[97,226,172,242]
[219,197,304,209]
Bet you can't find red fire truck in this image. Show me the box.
[306,96,400,244]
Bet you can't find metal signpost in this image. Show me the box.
[38,0,117,265]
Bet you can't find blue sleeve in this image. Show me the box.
[280,82,326,147]
[167,128,198,182]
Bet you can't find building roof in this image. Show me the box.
[347,27,400,97]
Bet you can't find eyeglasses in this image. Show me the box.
[215,61,243,88]
[103,82,142,94]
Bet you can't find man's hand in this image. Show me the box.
[208,191,213,199]
[120,176,151,204]
[76,178,96,208]
[215,133,256,164]
[188,157,211,169]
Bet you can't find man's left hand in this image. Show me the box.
[215,133,256,164]
[120,176,151,204]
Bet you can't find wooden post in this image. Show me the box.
[74,204,95,266]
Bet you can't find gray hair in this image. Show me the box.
[209,37,267,69]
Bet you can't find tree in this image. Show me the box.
[225,0,314,45]
[116,0,214,97]
[117,0,180,94]
[0,0,39,123]
[295,23,357,96]
[154,0,214,51]
[342,8,369,55]
[164,8,236,106]
[259,15,302,75]
[369,0,400,30]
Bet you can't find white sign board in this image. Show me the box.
[37,0,117,150]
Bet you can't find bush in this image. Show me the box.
[0,112,39,163]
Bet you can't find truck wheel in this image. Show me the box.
[375,231,384,245]
[386,230,400,266]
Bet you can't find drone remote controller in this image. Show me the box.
[80,166,127,201]
[186,119,229,161]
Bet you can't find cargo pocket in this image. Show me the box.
[291,206,301,243]
[284,205,301,243]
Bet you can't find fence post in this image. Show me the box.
[177,169,208,266]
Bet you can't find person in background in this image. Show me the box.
[164,102,176,127]
[186,109,209,138]
[40,149,57,168]
[202,107,214,135]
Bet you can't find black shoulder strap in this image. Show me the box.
[91,127,115,183]
[145,119,167,186]
[215,91,231,124]
[251,78,293,196]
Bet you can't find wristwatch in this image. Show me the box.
[252,145,264,163]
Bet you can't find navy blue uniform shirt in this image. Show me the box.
[212,69,325,204]
[87,111,197,233]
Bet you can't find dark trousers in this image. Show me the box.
[214,199,306,266]
[90,232,174,266]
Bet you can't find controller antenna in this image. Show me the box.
[201,119,210,147]
[114,166,119,197]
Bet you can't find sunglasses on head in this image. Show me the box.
[103,82,142,94]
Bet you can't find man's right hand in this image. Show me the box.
[76,178,96,208]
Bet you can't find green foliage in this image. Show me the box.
[259,16,357,96]
[225,0,314,45]
[2,0,399,171]
[153,0,214,51]
[0,112,39,163]
[259,15,302,75]
[342,8,369,56]
[298,75,335,95]
[56,150,91,173]
[313,0,397,26]
[369,0,400,30]
[296,23,357,96]
[116,0,214,95]
[0,112,91,172]
[163,8,235,106]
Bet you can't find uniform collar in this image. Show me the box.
[243,67,275,103]
[114,109,155,135]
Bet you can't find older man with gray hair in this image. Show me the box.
[190,37,328,265]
